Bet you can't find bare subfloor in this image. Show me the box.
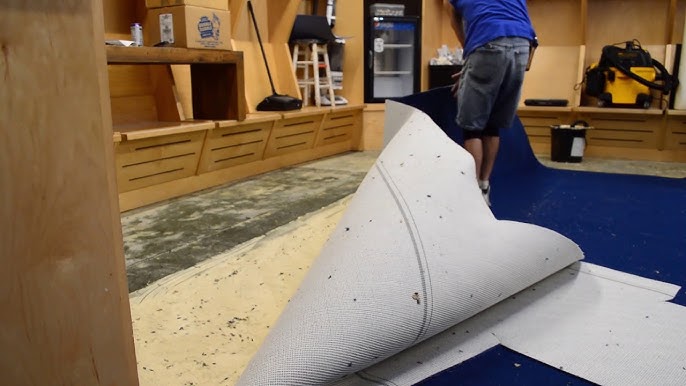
[122,151,685,385]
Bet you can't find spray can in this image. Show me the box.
[131,23,144,47]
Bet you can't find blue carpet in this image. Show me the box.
[392,87,686,385]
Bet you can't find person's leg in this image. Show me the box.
[478,38,529,205]
[463,131,491,205]
[480,133,500,182]
[455,41,507,181]
[463,137,483,178]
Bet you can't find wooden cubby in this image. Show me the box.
[104,0,365,211]
[104,0,685,211]
[518,0,686,161]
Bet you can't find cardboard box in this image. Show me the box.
[145,0,229,11]
[145,6,231,50]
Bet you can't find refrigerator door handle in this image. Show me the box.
[368,50,374,69]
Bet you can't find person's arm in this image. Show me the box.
[448,5,465,97]
[450,7,465,47]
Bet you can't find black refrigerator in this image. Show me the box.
[365,15,421,103]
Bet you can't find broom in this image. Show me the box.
[247,0,302,111]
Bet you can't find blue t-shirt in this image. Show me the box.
[450,0,536,57]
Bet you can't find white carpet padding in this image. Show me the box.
[236,107,584,385]
[331,262,686,386]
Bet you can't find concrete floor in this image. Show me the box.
[121,151,685,293]
[122,151,380,292]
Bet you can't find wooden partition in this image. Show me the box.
[231,0,301,113]
[1,1,138,384]
[515,0,686,161]
[575,0,683,160]
[101,0,366,211]
[332,1,365,106]
[348,0,686,160]
[517,0,584,151]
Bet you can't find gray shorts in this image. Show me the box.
[456,37,530,133]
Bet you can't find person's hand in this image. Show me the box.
[450,70,463,98]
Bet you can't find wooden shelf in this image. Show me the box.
[106,46,246,122]
[573,106,665,115]
[115,120,215,141]
[281,106,332,119]
[666,109,686,116]
[364,103,386,112]
[106,46,243,65]
[330,103,368,113]
[214,112,283,127]
[518,106,573,113]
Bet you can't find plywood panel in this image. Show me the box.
[108,65,154,97]
[171,65,194,118]
[111,95,159,125]
[198,120,273,172]
[528,0,583,45]
[230,1,300,114]
[116,134,204,165]
[361,108,386,150]
[103,0,139,38]
[268,43,300,101]
[232,39,295,114]
[582,115,662,148]
[438,0,460,46]
[116,131,205,192]
[109,64,183,124]
[520,46,583,104]
[587,0,671,54]
[264,114,324,157]
[268,0,302,43]
[332,1,364,105]
[422,0,447,91]
[671,0,686,44]
[232,40,272,113]
[664,116,686,149]
[230,0,246,36]
[584,145,686,161]
[524,126,552,141]
[316,109,360,146]
[119,140,353,211]
[232,0,269,40]
[0,1,138,384]
[150,65,184,121]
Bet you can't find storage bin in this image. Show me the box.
[550,121,592,163]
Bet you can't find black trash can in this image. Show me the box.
[550,120,591,163]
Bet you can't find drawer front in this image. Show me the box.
[198,121,273,172]
[316,110,360,147]
[116,131,205,192]
[264,114,324,158]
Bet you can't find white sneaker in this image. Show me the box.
[481,185,491,207]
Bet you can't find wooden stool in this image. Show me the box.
[291,40,336,107]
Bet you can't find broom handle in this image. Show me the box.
[247,0,277,95]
